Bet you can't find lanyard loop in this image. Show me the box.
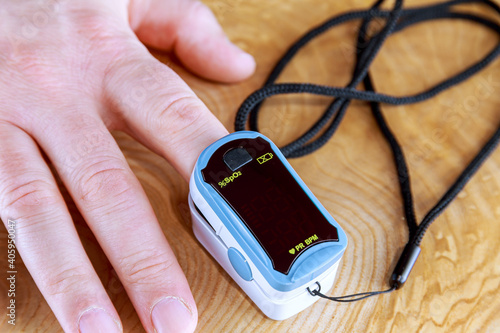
[235,0,500,301]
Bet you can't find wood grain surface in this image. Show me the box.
[1,0,500,332]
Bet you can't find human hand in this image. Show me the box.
[0,0,255,332]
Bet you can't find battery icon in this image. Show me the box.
[257,153,273,164]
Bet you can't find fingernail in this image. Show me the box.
[238,50,256,65]
[151,297,193,333]
[79,308,121,333]
[226,38,255,62]
[235,47,255,63]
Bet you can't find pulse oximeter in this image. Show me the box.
[188,131,347,320]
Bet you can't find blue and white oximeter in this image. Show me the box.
[189,131,347,320]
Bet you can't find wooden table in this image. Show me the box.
[1,0,499,332]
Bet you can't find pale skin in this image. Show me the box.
[0,0,255,332]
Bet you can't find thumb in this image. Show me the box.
[129,0,256,82]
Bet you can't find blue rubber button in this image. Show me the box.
[228,247,253,281]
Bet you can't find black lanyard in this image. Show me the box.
[235,0,500,302]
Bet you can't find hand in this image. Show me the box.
[0,0,255,332]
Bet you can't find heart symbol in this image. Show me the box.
[289,248,296,255]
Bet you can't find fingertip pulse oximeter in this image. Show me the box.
[189,131,347,320]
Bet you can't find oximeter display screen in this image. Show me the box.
[202,137,338,275]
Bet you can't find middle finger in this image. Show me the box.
[33,112,198,333]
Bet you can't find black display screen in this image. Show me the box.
[202,137,338,275]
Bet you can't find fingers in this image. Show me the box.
[128,0,256,82]
[0,121,121,333]
[104,49,229,181]
[32,113,198,333]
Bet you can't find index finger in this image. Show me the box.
[103,45,229,181]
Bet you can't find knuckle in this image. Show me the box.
[0,54,66,104]
[1,176,59,219]
[44,264,91,296]
[74,157,136,206]
[4,51,47,79]
[119,249,174,287]
[154,95,205,134]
